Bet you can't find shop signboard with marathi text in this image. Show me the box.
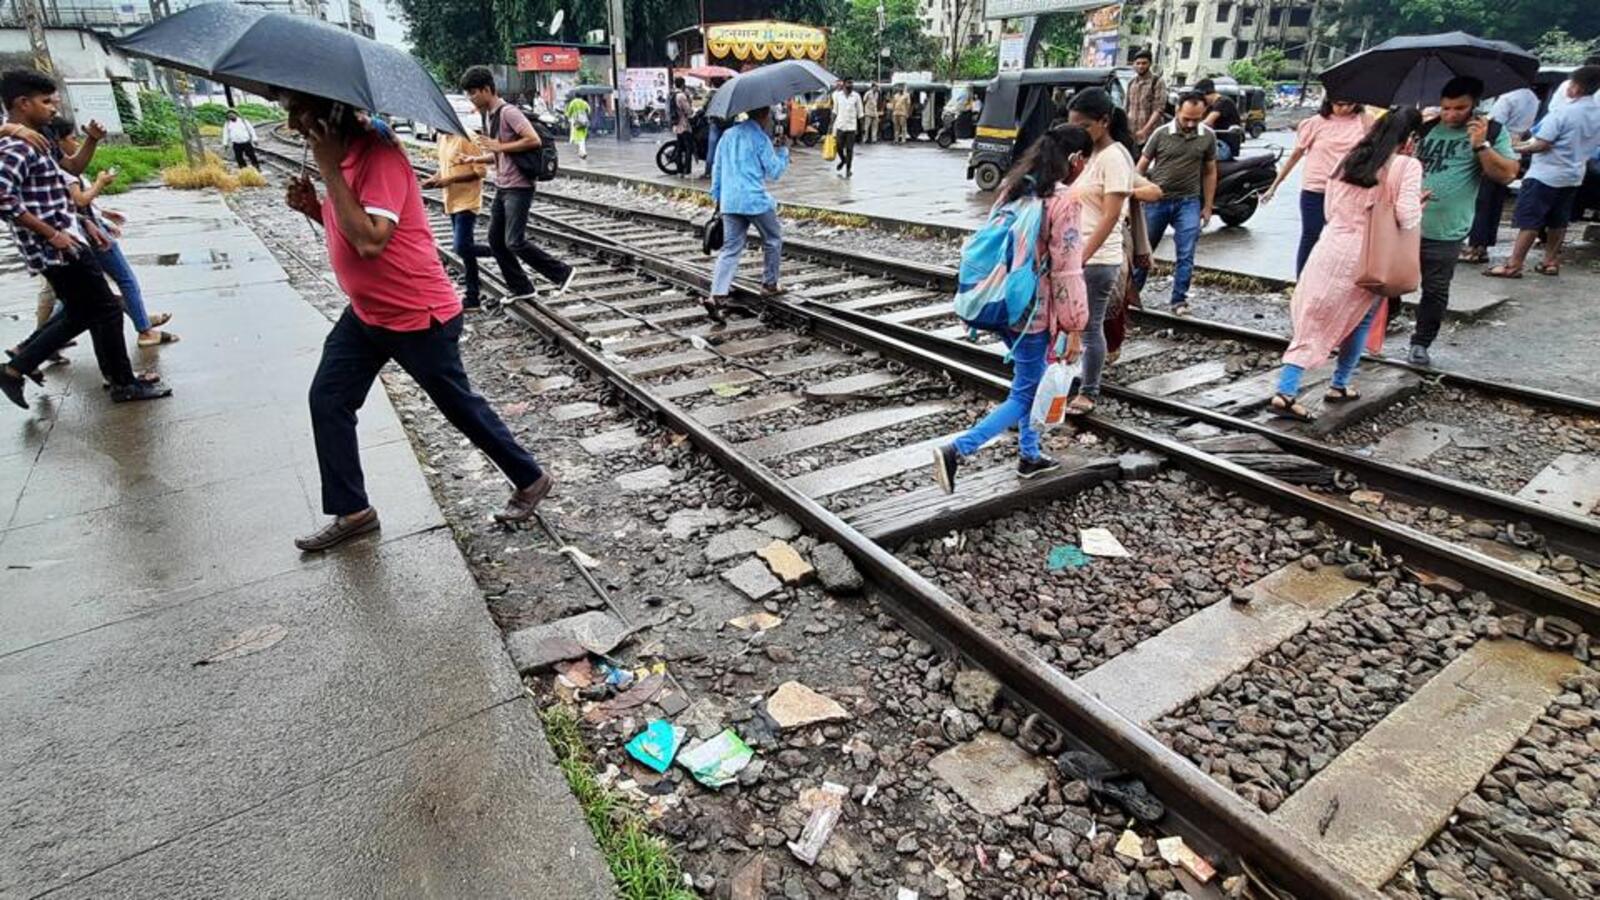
[984,0,1113,20]
[516,45,581,72]
[705,21,827,62]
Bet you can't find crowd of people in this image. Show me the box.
[932,59,1600,488]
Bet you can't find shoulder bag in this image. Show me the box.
[1355,163,1421,297]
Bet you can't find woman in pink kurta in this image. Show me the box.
[1270,108,1425,421]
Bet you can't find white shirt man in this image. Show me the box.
[1490,87,1539,138]
[222,116,256,146]
[832,87,862,133]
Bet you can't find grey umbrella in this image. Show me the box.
[116,2,463,135]
[705,60,839,120]
[1318,32,1538,107]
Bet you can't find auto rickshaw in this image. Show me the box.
[896,82,952,141]
[936,81,989,147]
[1214,82,1269,138]
[966,68,1124,191]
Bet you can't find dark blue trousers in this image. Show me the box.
[1296,190,1327,276]
[310,308,541,515]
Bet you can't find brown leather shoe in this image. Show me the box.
[495,472,554,524]
[294,507,380,552]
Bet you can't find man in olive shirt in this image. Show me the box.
[1138,92,1217,313]
[1409,76,1517,367]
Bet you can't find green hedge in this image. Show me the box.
[192,101,280,126]
[85,143,186,194]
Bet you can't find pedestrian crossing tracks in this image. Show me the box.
[407,175,1600,895]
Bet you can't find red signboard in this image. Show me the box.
[516,46,581,72]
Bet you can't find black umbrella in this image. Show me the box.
[705,60,839,120]
[117,2,463,135]
[1319,32,1538,107]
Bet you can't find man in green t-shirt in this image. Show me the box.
[1409,76,1518,367]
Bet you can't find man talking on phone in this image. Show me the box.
[1408,76,1517,367]
[281,91,554,551]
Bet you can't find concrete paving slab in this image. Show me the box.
[1515,453,1600,516]
[1075,565,1364,725]
[579,426,646,455]
[929,732,1050,817]
[1371,420,1463,465]
[45,702,612,900]
[1272,639,1583,887]
[0,529,528,896]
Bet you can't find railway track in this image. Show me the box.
[252,137,1600,899]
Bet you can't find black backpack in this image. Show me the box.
[486,105,558,183]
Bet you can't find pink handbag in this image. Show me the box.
[1356,163,1421,297]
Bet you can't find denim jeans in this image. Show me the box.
[710,209,782,296]
[1296,190,1327,276]
[449,210,493,306]
[1080,264,1120,397]
[1217,140,1235,161]
[953,329,1049,461]
[488,187,572,297]
[1143,196,1201,306]
[94,241,149,332]
[1276,297,1381,395]
[309,309,542,515]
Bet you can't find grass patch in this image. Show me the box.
[85,143,186,194]
[539,703,697,900]
[161,151,267,192]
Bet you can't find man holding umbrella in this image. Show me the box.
[282,93,555,550]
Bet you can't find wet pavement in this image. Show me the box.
[0,189,611,897]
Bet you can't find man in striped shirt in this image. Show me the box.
[0,69,166,409]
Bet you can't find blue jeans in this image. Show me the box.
[1276,297,1381,395]
[1296,190,1326,276]
[710,209,782,296]
[95,241,149,332]
[1217,141,1235,161]
[1143,196,1202,306]
[953,329,1049,461]
[450,210,493,306]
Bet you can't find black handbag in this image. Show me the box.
[702,210,724,255]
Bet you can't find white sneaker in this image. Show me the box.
[553,268,577,299]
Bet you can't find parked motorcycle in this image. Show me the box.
[1213,143,1282,227]
[655,112,710,175]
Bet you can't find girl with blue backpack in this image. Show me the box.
[933,126,1095,495]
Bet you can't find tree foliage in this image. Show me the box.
[958,43,998,79]
[392,0,500,84]
[1228,47,1286,84]
[1328,0,1599,56]
[824,0,941,79]
[1034,12,1085,68]
[1534,28,1596,64]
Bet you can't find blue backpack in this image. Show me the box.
[954,190,1047,338]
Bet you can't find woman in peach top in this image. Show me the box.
[1261,96,1373,274]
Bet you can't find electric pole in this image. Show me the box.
[16,0,55,76]
[147,0,204,164]
[876,2,885,84]
[1296,0,1321,107]
[607,0,629,141]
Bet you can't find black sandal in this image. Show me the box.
[1324,386,1361,403]
[1269,392,1315,421]
[1056,750,1166,823]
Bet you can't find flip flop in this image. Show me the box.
[1482,265,1522,279]
[1270,392,1315,421]
[137,330,180,347]
[1056,750,1167,823]
[1457,249,1487,263]
[1324,386,1361,403]
[148,312,173,328]
[1535,262,1560,276]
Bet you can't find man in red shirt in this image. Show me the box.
[282,91,553,551]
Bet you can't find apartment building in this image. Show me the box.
[1118,0,1348,86]
[922,0,1002,56]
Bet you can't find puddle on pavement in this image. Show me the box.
[126,249,269,270]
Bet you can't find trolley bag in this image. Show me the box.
[1030,356,1083,431]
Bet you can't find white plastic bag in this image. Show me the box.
[1030,358,1082,431]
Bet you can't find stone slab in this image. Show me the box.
[1272,639,1583,887]
[766,681,852,730]
[504,611,636,673]
[579,426,646,456]
[758,540,815,585]
[654,352,849,400]
[722,557,782,601]
[788,434,955,499]
[811,542,864,594]
[757,514,803,540]
[706,527,773,562]
[803,371,901,403]
[1075,565,1365,725]
[551,401,605,422]
[615,464,675,492]
[44,703,612,900]
[1515,453,1600,516]
[736,402,952,461]
[528,374,576,394]
[928,732,1050,817]
[692,392,806,427]
[1371,421,1463,465]
[665,507,735,541]
[1126,359,1231,397]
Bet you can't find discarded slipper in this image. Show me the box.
[1056,750,1167,823]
